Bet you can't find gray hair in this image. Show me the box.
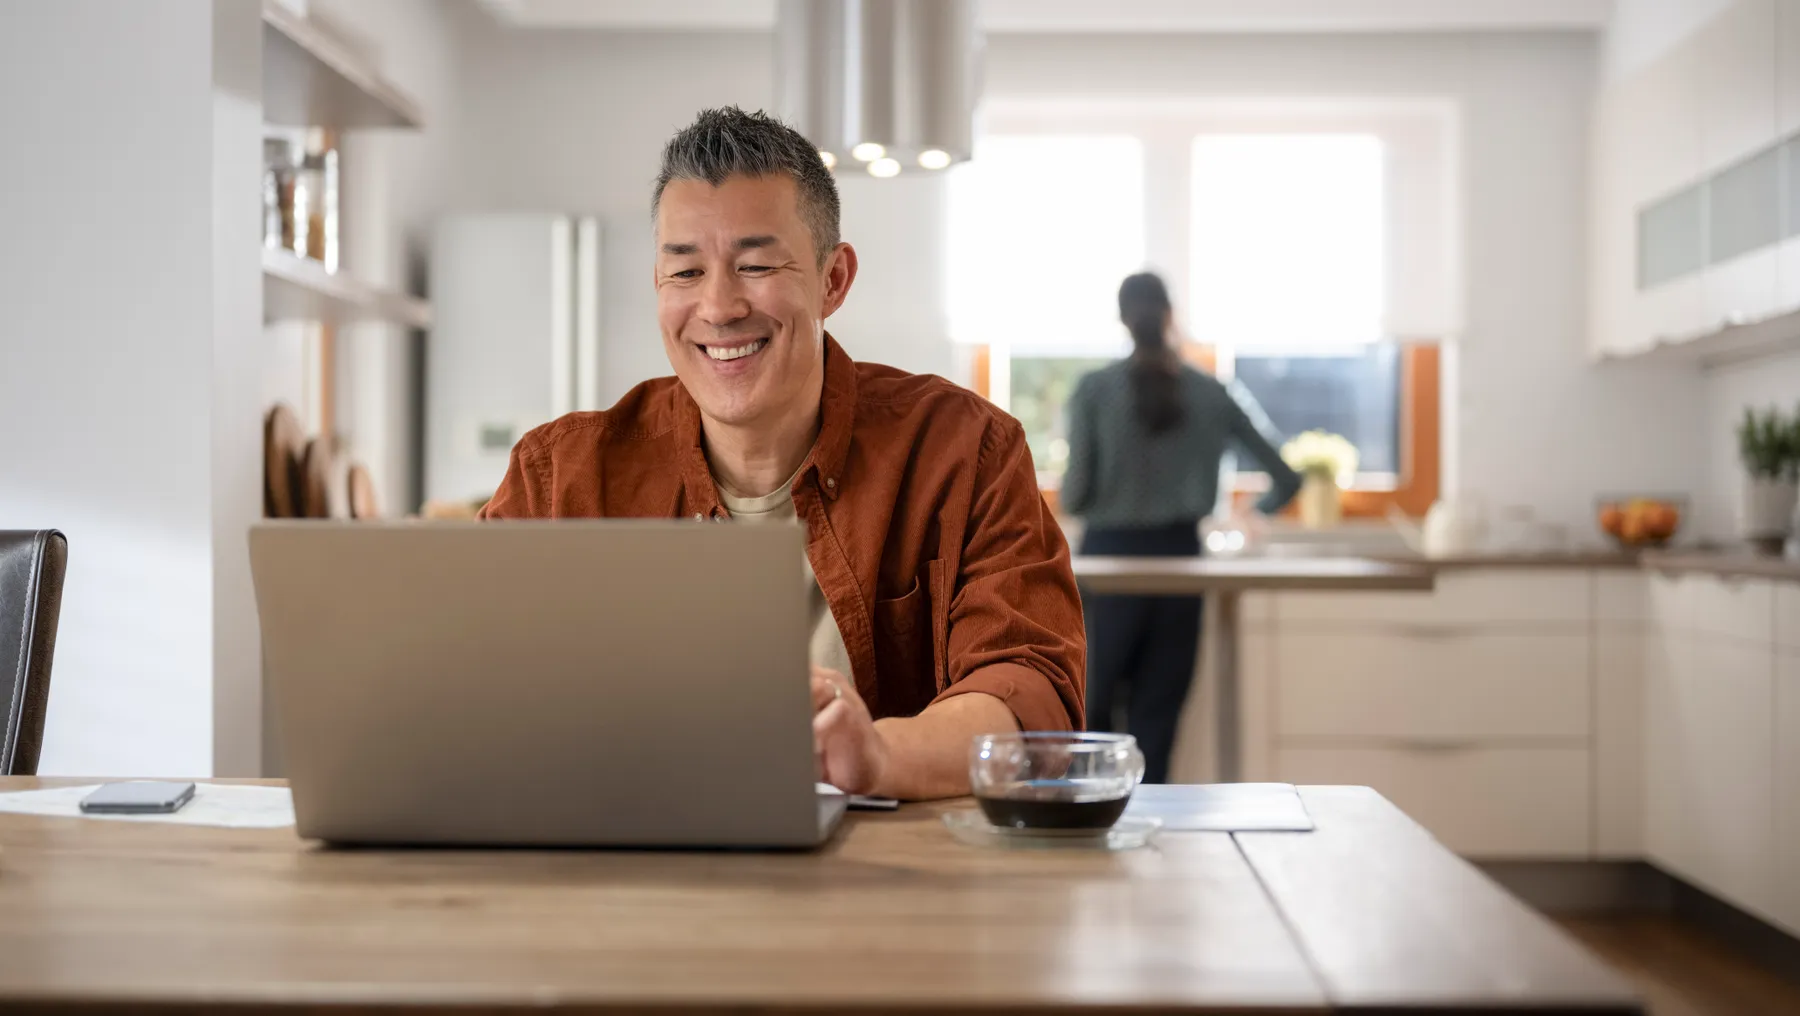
[653,106,841,267]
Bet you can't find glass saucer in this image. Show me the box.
[941,808,1162,850]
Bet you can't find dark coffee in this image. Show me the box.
[976,780,1132,830]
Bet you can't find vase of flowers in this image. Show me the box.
[1738,405,1799,554]
[1281,430,1359,529]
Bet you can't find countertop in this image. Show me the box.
[1071,555,1437,594]
[1640,549,1800,582]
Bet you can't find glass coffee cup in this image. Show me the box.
[969,732,1146,830]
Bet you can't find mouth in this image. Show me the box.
[700,338,769,363]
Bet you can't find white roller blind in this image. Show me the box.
[946,135,1144,356]
[1189,134,1386,351]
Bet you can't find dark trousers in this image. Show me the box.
[1079,522,1202,785]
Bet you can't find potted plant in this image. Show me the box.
[1737,405,1798,553]
[1280,430,1359,529]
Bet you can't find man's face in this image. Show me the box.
[654,174,854,429]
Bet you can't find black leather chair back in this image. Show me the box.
[1,531,67,775]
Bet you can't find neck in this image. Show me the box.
[701,369,826,499]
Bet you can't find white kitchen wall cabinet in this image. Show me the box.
[1777,0,1800,312]
[1699,0,1783,330]
[1625,37,1710,349]
[1591,0,1800,359]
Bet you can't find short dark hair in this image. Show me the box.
[653,106,841,266]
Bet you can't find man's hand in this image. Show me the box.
[812,666,1023,801]
[811,666,889,795]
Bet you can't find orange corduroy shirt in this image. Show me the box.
[479,336,1086,732]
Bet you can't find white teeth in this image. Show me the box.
[705,339,767,362]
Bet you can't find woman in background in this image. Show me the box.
[1062,272,1302,783]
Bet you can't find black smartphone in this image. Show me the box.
[79,781,197,814]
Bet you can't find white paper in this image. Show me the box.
[1123,782,1315,832]
[0,784,295,828]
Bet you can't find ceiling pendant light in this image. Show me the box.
[867,157,902,178]
[777,0,981,177]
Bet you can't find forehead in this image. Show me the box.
[655,174,806,246]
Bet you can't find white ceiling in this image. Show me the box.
[476,0,1614,34]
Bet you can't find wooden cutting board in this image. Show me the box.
[263,404,304,519]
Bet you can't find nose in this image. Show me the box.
[696,268,750,329]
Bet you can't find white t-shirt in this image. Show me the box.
[714,474,855,679]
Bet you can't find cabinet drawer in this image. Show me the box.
[1275,631,1589,740]
[1276,745,1591,859]
[1649,572,1773,643]
[1275,571,1590,627]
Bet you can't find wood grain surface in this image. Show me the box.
[0,779,1319,1014]
[1235,786,1640,1013]
[0,779,1638,1014]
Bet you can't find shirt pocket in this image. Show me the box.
[871,569,936,718]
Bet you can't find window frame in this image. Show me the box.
[959,99,1453,518]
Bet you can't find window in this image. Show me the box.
[947,136,1143,356]
[955,116,1444,515]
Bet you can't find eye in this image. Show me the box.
[740,264,774,274]
[671,269,702,280]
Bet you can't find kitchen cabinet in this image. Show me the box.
[1257,570,1597,859]
[1591,0,1800,358]
[1625,36,1710,348]
[1778,0,1800,310]
[1774,584,1800,935]
[1644,573,1781,926]
[1700,0,1782,329]
[1276,630,1588,741]
[1595,573,1648,857]
[1277,744,1591,858]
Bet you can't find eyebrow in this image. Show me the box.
[658,235,781,257]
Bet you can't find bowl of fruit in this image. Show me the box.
[1596,496,1683,549]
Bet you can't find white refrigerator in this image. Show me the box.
[426,213,601,504]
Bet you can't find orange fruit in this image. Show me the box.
[1599,505,1624,536]
[1620,515,1648,544]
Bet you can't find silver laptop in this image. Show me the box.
[249,520,847,848]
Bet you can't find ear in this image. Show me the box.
[819,242,859,319]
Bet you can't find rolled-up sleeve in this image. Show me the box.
[929,416,1086,732]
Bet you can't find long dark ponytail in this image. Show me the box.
[1118,272,1183,434]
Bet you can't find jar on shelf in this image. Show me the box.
[294,128,339,271]
[262,136,298,252]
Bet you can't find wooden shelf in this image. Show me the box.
[263,249,432,330]
[262,0,423,129]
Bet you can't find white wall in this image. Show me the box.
[448,24,954,402]
[0,1,264,777]
[1601,0,1734,82]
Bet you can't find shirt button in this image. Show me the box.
[825,477,837,490]
[693,513,703,521]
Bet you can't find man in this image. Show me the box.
[481,107,1084,800]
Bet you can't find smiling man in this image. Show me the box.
[480,107,1084,799]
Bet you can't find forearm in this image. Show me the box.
[872,690,1018,800]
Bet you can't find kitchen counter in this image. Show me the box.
[1372,550,1642,569]
[1072,555,1436,594]
[1640,549,1800,582]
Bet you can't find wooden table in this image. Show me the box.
[0,778,1636,1014]
[1071,556,1436,782]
